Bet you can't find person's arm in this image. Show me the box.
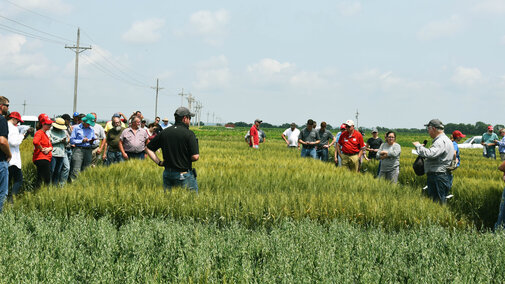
[191,154,199,161]
[8,127,24,147]
[146,147,163,166]
[0,136,11,162]
[413,140,444,158]
[328,135,336,148]
[101,140,108,160]
[499,160,505,172]
[388,144,401,159]
[282,133,289,145]
[118,140,128,159]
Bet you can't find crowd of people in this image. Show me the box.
[0,96,200,211]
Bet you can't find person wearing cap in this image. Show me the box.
[160,118,171,130]
[316,122,335,162]
[60,114,73,184]
[451,130,466,169]
[298,119,320,158]
[49,118,68,185]
[71,112,82,126]
[282,123,300,149]
[104,113,126,133]
[249,119,262,149]
[7,111,25,202]
[334,123,346,167]
[366,128,383,160]
[495,128,505,161]
[336,120,365,172]
[377,131,401,183]
[33,115,53,187]
[69,113,97,180]
[494,159,505,230]
[413,119,454,204]
[119,116,150,160]
[0,96,10,211]
[102,116,126,166]
[89,112,105,167]
[146,107,199,192]
[482,126,499,159]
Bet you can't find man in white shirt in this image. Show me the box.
[282,123,300,149]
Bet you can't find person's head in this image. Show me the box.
[162,118,169,125]
[141,120,146,127]
[0,96,9,116]
[61,114,71,126]
[52,118,67,132]
[254,118,262,127]
[112,117,122,131]
[155,117,160,124]
[340,124,346,132]
[312,120,317,128]
[452,130,466,142]
[424,119,444,139]
[40,116,53,131]
[72,112,80,122]
[112,113,121,120]
[306,119,314,130]
[148,122,156,130]
[90,112,97,122]
[7,112,23,125]
[500,128,505,137]
[78,113,85,124]
[385,131,396,145]
[320,121,327,130]
[130,116,141,129]
[488,125,494,133]
[81,113,96,128]
[135,111,143,118]
[344,120,355,132]
[290,122,296,130]
[372,128,378,138]
[174,107,195,126]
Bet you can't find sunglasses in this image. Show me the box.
[2,104,9,107]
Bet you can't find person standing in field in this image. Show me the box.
[377,131,401,183]
[366,128,383,160]
[90,112,105,167]
[282,123,300,149]
[494,159,505,231]
[316,121,335,162]
[0,97,11,212]
[102,116,125,166]
[119,116,149,160]
[451,130,465,169]
[7,112,26,202]
[48,118,68,185]
[413,119,454,204]
[298,119,320,158]
[336,120,364,172]
[104,113,127,133]
[249,119,262,149]
[160,118,171,130]
[60,114,73,185]
[482,125,498,159]
[495,128,505,161]
[69,113,97,180]
[146,107,199,192]
[33,115,53,188]
[334,123,346,167]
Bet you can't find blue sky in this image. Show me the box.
[0,0,504,128]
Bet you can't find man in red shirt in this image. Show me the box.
[336,120,365,172]
[249,119,262,149]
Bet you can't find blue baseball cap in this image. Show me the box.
[73,112,80,117]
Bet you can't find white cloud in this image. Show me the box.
[0,33,55,77]
[2,0,72,15]
[472,0,505,15]
[336,1,362,16]
[187,9,229,46]
[247,58,294,76]
[122,18,165,44]
[451,66,484,86]
[417,15,464,41]
[194,55,231,90]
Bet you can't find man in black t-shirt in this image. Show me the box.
[0,96,11,212]
[146,107,199,192]
[366,128,383,160]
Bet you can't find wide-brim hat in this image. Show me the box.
[52,118,67,130]
[81,113,96,127]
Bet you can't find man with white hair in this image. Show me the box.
[336,120,364,172]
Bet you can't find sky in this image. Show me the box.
[0,0,504,129]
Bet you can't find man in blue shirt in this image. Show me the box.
[482,126,499,159]
[69,113,96,180]
[495,128,505,161]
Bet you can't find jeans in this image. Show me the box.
[126,151,145,160]
[0,161,8,212]
[163,169,198,193]
[426,172,452,204]
[70,147,92,180]
[495,186,505,231]
[301,147,316,158]
[51,156,64,185]
[316,148,329,162]
[484,146,496,159]
[61,148,72,184]
[8,165,23,202]
[105,151,124,166]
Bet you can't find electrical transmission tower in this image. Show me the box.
[178,88,187,107]
[65,28,91,113]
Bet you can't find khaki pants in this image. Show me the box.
[341,153,360,172]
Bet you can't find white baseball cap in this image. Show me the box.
[345,120,355,126]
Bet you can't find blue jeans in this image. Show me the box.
[0,161,8,212]
[126,151,145,160]
[105,151,124,166]
[495,186,505,231]
[485,146,496,159]
[426,172,452,204]
[301,147,316,158]
[163,169,198,193]
[8,165,23,202]
[51,156,64,185]
[61,148,72,184]
[316,148,329,162]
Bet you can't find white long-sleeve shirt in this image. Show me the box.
[8,121,25,169]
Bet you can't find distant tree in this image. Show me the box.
[261,122,275,128]
[234,121,250,127]
[495,124,505,133]
[280,123,292,129]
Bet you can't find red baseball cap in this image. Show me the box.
[8,112,24,123]
[452,130,466,138]
[340,123,346,130]
[38,113,49,122]
[40,117,54,125]
[488,125,494,130]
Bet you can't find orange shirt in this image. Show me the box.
[33,129,52,162]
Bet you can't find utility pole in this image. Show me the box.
[194,101,203,127]
[206,112,210,125]
[151,78,164,118]
[355,109,359,129]
[212,112,215,125]
[22,100,26,115]
[65,28,91,114]
[178,88,186,107]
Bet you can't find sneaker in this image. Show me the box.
[446,194,454,199]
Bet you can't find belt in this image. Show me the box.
[342,152,358,156]
[165,168,190,174]
[427,172,450,176]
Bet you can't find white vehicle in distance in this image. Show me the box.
[458,136,484,149]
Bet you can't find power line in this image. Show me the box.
[0,13,73,43]
[0,22,67,45]
[80,55,150,88]
[2,0,77,29]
